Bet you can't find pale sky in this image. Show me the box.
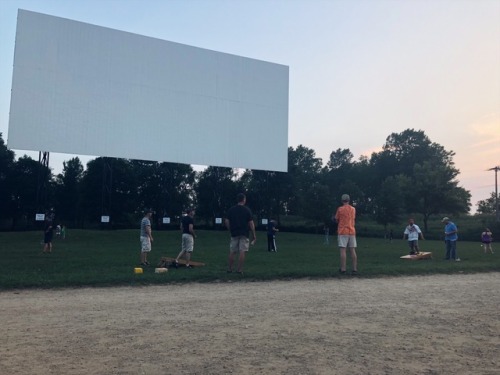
[1,0,499,212]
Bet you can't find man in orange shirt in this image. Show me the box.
[334,194,358,275]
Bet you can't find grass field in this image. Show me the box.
[1,229,498,289]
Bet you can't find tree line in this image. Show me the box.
[1,128,494,232]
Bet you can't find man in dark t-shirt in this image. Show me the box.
[225,193,256,274]
[175,208,196,268]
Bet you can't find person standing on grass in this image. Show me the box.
[225,193,256,275]
[42,219,54,253]
[442,217,460,261]
[267,219,279,252]
[333,194,358,275]
[323,224,330,245]
[403,218,425,255]
[140,209,154,266]
[175,208,197,268]
[481,228,494,254]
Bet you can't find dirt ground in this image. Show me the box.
[1,273,499,375]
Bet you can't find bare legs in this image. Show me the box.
[339,247,357,272]
[42,242,52,253]
[176,250,192,266]
[483,243,494,254]
[228,251,246,273]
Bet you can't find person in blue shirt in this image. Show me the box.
[442,217,460,261]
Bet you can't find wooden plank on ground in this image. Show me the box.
[400,252,432,260]
[159,257,205,267]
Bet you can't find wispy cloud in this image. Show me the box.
[467,112,500,149]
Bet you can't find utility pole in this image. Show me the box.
[487,166,499,222]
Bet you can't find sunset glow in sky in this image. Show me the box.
[1,0,499,213]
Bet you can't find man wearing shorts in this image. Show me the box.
[140,209,154,266]
[225,193,256,274]
[334,194,358,275]
[175,208,197,268]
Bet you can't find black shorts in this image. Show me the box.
[44,233,53,244]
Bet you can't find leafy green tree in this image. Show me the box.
[326,148,354,171]
[80,157,137,227]
[381,129,455,175]
[9,155,50,229]
[373,175,408,230]
[348,156,377,215]
[324,148,354,206]
[370,129,456,188]
[0,133,15,224]
[408,161,471,231]
[131,160,195,222]
[239,169,287,223]
[54,157,84,227]
[194,166,239,226]
[286,145,323,215]
[301,182,331,231]
[369,129,470,229]
[476,192,498,215]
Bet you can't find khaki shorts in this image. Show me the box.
[182,233,194,252]
[140,236,151,252]
[230,236,250,253]
[338,235,357,248]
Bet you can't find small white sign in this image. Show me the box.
[162,217,170,224]
[215,218,222,224]
[101,215,110,223]
[35,213,45,221]
[262,219,268,225]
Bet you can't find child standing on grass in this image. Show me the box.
[403,218,425,255]
[481,228,494,254]
[42,219,54,253]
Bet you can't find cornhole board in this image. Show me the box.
[400,252,432,260]
[159,257,205,267]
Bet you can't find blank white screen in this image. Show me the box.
[8,10,289,171]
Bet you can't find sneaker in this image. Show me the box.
[455,258,461,262]
[186,264,193,269]
[339,269,346,275]
[351,270,359,276]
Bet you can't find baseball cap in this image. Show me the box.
[341,194,350,202]
[441,217,449,222]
